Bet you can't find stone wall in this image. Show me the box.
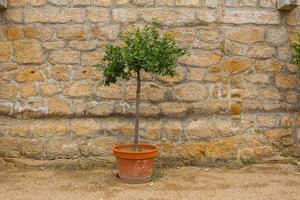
[0,0,299,167]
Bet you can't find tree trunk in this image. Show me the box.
[134,70,141,151]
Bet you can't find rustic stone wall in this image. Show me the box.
[0,0,299,167]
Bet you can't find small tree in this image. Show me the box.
[291,34,300,78]
[98,20,186,151]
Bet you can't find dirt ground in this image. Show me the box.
[0,164,299,200]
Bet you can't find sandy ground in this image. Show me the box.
[0,164,299,200]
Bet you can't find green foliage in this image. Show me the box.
[98,20,187,85]
[241,159,254,166]
[290,34,300,78]
[151,167,164,181]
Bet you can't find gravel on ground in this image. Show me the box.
[0,164,299,200]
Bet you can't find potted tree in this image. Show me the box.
[98,20,186,183]
[291,34,300,77]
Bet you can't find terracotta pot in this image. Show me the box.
[112,144,159,184]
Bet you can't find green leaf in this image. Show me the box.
[290,34,300,78]
[97,19,187,85]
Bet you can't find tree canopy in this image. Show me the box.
[99,20,187,85]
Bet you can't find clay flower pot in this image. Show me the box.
[112,144,159,184]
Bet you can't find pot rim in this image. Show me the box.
[112,144,159,154]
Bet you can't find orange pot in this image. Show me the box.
[112,144,159,184]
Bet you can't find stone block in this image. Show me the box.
[6,26,22,40]
[192,100,229,114]
[223,41,247,56]
[174,83,208,101]
[93,0,113,6]
[246,74,270,84]
[220,9,281,24]
[197,9,218,23]
[224,57,252,74]
[14,40,44,64]
[255,59,282,73]
[0,42,10,63]
[166,27,195,43]
[253,146,274,159]
[81,51,104,67]
[24,26,53,41]
[7,123,31,137]
[140,8,196,26]
[26,0,46,6]
[19,83,37,98]
[80,137,117,156]
[267,27,288,46]
[140,121,161,140]
[75,68,102,81]
[160,102,188,117]
[281,114,293,127]
[179,143,206,161]
[241,0,257,7]
[224,27,265,44]
[248,44,275,58]
[51,65,72,81]
[187,68,205,81]
[0,84,17,100]
[24,8,84,23]
[158,67,185,84]
[133,0,154,6]
[116,0,130,5]
[86,102,114,117]
[230,103,242,115]
[275,74,298,89]
[69,41,97,51]
[223,0,239,6]
[71,119,100,137]
[96,84,122,99]
[265,128,293,139]
[125,83,165,101]
[112,8,139,23]
[32,119,69,137]
[39,82,58,97]
[48,0,70,6]
[92,25,120,41]
[16,67,44,82]
[43,41,65,50]
[63,81,94,97]
[287,6,300,26]
[260,87,281,100]
[49,49,80,64]
[103,120,134,136]
[260,0,277,8]
[47,140,79,159]
[21,139,44,159]
[0,137,20,157]
[186,119,217,140]
[56,26,89,40]
[129,103,160,117]
[5,9,22,23]
[176,0,199,6]
[87,8,110,22]
[205,137,238,159]
[162,121,182,141]
[257,115,277,127]
[179,50,221,67]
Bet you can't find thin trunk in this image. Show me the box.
[134,70,141,151]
